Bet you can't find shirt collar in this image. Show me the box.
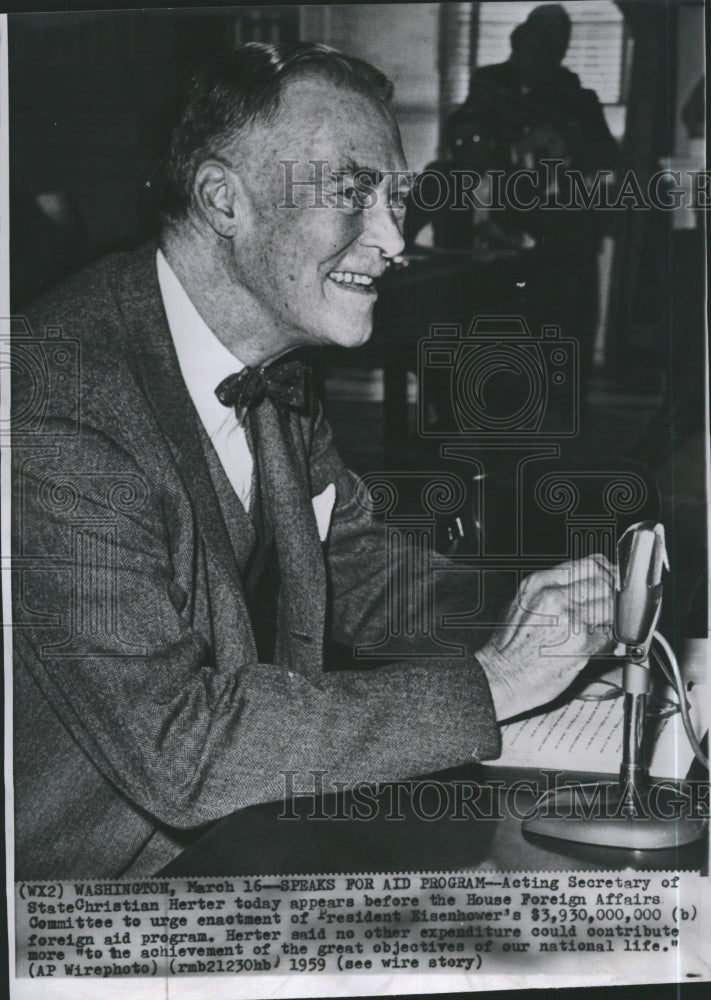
[156,248,244,437]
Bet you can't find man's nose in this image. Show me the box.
[361,197,405,260]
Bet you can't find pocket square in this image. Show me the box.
[311,483,336,542]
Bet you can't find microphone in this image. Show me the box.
[613,523,668,802]
[614,521,668,655]
[521,522,706,852]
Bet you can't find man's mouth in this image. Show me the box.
[327,270,377,293]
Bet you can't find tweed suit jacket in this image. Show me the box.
[12,243,501,879]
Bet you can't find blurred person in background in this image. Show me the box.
[466,5,619,391]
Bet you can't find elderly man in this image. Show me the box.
[12,42,613,879]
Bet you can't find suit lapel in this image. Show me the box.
[114,244,243,587]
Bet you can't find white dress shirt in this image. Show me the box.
[156,249,253,510]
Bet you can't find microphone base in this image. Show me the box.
[522,781,707,850]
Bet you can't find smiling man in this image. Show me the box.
[12,43,613,879]
[160,55,408,358]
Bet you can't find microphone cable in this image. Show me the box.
[652,630,709,770]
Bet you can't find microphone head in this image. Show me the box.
[614,521,669,649]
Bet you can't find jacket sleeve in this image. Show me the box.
[13,408,501,834]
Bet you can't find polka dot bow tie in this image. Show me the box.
[215,360,312,418]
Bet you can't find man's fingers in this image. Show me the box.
[514,573,614,616]
[571,595,615,633]
[540,592,614,628]
[570,579,615,609]
[496,554,616,649]
[496,592,614,650]
[520,554,615,593]
[590,552,616,584]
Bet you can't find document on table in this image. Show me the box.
[496,675,706,780]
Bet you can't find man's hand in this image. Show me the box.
[477,554,615,722]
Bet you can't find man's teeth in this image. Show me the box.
[328,271,374,287]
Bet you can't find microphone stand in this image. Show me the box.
[522,523,707,851]
[618,648,651,817]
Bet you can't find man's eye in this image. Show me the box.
[334,183,363,210]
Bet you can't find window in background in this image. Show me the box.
[231,6,299,44]
[440,3,474,111]
[474,1,632,138]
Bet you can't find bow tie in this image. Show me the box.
[215,360,311,418]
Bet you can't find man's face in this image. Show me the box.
[230,75,409,353]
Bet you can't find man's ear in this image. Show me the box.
[192,160,250,237]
